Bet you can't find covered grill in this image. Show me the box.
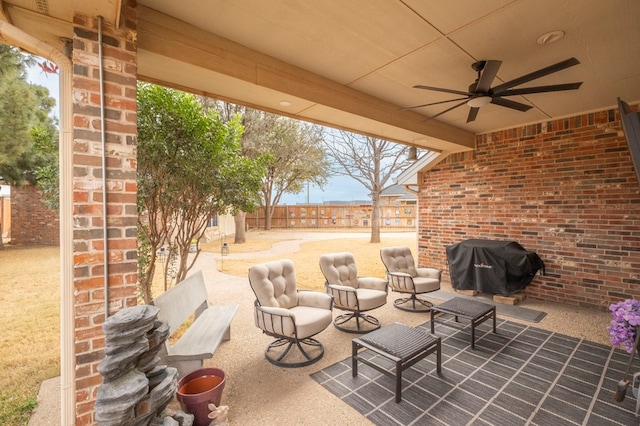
[446,239,544,296]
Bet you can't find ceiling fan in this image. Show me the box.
[406,57,583,123]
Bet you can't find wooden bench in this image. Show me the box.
[152,270,238,377]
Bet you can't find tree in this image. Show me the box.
[242,112,329,229]
[197,100,269,243]
[137,83,265,303]
[0,46,58,251]
[0,45,57,189]
[323,130,409,243]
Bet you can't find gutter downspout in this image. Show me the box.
[98,16,109,320]
[0,22,75,426]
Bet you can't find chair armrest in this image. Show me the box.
[415,267,441,280]
[357,276,388,292]
[298,290,333,310]
[258,306,293,318]
[389,271,411,278]
[254,305,295,337]
[387,271,415,291]
[326,283,356,293]
[326,284,358,309]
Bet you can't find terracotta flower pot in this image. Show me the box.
[176,368,226,426]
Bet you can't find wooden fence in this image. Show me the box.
[246,203,416,229]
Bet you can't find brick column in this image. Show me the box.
[72,3,138,423]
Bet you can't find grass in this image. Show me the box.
[201,231,415,291]
[0,246,60,426]
[0,230,413,425]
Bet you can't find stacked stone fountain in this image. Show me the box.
[95,305,193,425]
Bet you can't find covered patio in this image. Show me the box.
[30,232,639,424]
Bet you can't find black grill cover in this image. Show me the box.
[446,239,545,296]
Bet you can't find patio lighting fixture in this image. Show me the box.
[407,146,418,162]
[279,100,292,107]
[537,30,565,45]
[467,96,492,108]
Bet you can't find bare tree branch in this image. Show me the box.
[324,130,409,242]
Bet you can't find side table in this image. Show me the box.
[430,297,496,349]
[352,322,441,403]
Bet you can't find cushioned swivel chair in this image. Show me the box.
[380,246,441,312]
[248,259,333,367]
[319,252,388,333]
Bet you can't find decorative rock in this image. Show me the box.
[103,306,159,355]
[95,369,149,425]
[98,339,150,382]
[103,305,158,337]
[172,410,194,426]
[95,305,180,425]
[162,418,178,426]
[149,367,179,416]
[147,321,170,350]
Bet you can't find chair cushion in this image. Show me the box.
[357,276,387,292]
[413,276,440,293]
[319,252,358,288]
[249,259,298,308]
[380,246,418,277]
[354,288,388,311]
[289,306,333,339]
[415,267,441,280]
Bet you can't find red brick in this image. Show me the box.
[419,107,640,309]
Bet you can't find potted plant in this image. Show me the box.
[607,299,640,402]
[608,299,640,353]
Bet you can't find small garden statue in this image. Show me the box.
[208,403,229,425]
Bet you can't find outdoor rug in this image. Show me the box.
[311,317,640,425]
[428,290,547,323]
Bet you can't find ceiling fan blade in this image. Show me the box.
[413,85,471,97]
[490,97,533,112]
[476,60,502,92]
[466,107,480,123]
[497,82,583,96]
[491,57,580,95]
[400,97,469,111]
[424,99,469,121]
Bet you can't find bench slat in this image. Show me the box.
[151,270,239,376]
[166,304,239,360]
[153,271,210,333]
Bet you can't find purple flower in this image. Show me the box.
[607,299,640,353]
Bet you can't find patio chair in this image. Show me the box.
[319,252,388,333]
[380,246,441,312]
[248,259,333,367]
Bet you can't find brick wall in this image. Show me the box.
[418,107,640,309]
[10,185,59,245]
[72,3,138,424]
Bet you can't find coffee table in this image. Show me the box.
[352,322,441,403]
[430,297,496,349]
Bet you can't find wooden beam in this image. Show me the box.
[137,6,474,151]
[0,1,10,24]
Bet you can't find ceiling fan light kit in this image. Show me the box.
[467,96,492,108]
[408,57,583,123]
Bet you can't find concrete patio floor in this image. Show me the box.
[30,231,614,425]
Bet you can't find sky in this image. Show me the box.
[24,61,370,204]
